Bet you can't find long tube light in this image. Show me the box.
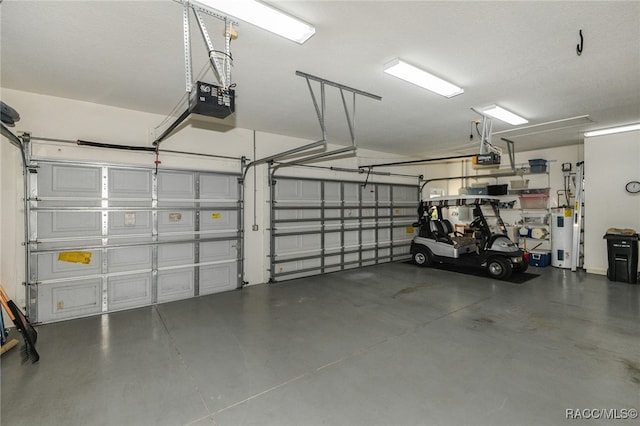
[479,104,528,125]
[383,58,464,98]
[196,0,315,44]
[584,123,640,137]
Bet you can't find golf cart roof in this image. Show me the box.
[420,195,503,208]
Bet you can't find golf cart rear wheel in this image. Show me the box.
[486,257,512,280]
[413,247,432,267]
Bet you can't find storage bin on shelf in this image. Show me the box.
[487,184,508,195]
[528,158,548,173]
[466,187,487,195]
[522,212,549,225]
[510,179,529,189]
[519,193,549,209]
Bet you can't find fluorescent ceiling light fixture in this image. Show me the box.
[584,123,640,137]
[196,0,315,44]
[479,105,528,125]
[383,59,464,98]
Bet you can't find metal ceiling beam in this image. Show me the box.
[296,70,382,148]
[360,153,477,169]
[271,146,356,175]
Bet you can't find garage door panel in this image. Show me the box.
[37,279,102,323]
[108,246,152,273]
[158,210,195,234]
[393,246,411,258]
[108,273,152,311]
[200,264,236,295]
[343,183,360,202]
[324,209,341,219]
[324,233,341,250]
[200,210,237,232]
[325,255,341,267]
[275,258,321,275]
[272,178,418,281]
[158,243,194,267]
[30,162,240,323]
[377,185,391,202]
[361,208,375,217]
[393,207,414,217]
[362,230,375,244]
[393,185,418,202]
[38,164,102,201]
[361,185,376,203]
[200,174,238,200]
[157,171,195,199]
[157,268,195,302]
[108,211,153,236]
[275,234,321,254]
[394,226,415,241]
[276,210,321,223]
[324,182,341,201]
[38,211,102,239]
[108,168,152,204]
[200,241,236,262]
[344,230,359,247]
[37,250,102,280]
[275,235,299,252]
[344,252,359,263]
[275,179,320,201]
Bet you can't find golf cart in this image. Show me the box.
[410,196,528,280]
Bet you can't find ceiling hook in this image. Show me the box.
[576,29,584,56]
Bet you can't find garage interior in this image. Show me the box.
[1,1,639,426]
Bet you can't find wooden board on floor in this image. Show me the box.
[1,338,19,355]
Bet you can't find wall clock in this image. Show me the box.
[625,181,640,194]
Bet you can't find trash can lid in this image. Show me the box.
[604,228,639,239]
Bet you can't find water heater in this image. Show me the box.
[551,209,574,268]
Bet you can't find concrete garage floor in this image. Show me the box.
[1,263,639,426]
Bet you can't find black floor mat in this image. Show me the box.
[405,261,540,284]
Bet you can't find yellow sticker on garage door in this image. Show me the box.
[406,226,415,234]
[211,213,221,219]
[58,251,92,264]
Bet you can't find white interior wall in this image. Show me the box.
[584,130,640,274]
[0,88,421,308]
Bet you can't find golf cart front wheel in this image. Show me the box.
[413,248,432,267]
[486,257,512,280]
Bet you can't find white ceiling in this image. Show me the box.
[1,0,639,157]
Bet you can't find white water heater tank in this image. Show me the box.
[551,209,573,268]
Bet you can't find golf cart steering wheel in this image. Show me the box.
[470,217,482,229]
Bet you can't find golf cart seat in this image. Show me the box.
[439,219,477,249]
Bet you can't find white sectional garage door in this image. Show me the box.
[270,177,418,281]
[28,161,241,323]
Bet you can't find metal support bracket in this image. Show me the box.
[295,70,381,148]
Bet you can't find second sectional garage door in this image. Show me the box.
[270,177,419,281]
[28,160,241,323]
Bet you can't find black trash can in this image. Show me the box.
[603,229,639,284]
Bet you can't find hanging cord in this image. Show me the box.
[361,166,372,187]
